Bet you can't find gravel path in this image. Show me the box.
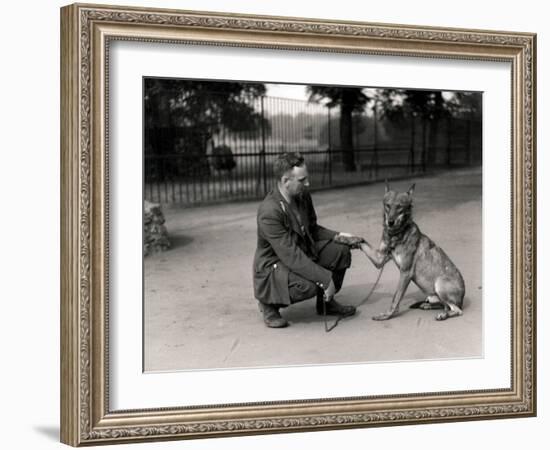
[144,167,482,372]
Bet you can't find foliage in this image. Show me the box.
[444,91,482,119]
[144,78,269,151]
[307,86,370,111]
[307,86,371,171]
[376,89,481,121]
[373,88,481,169]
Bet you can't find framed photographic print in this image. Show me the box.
[60,3,536,446]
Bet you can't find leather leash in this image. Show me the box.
[323,265,385,333]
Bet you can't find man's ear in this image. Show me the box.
[407,183,416,197]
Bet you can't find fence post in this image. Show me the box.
[466,118,472,165]
[408,114,416,173]
[446,116,452,166]
[327,107,333,186]
[373,100,379,178]
[261,95,267,195]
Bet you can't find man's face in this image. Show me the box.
[284,165,310,198]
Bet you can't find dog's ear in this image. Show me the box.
[385,179,390,194]
[407,183,416,197]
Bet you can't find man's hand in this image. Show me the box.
[323,279,336,302]
[333,232,365,248]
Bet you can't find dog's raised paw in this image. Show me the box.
[333,234,365,248]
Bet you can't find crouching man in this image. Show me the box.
[252,152,360,328]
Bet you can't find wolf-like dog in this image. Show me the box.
[360,183,465,321]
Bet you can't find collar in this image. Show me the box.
[273,186,306,237]
[277,183,292,205]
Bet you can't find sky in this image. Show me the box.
[265,83,309,100]
[265,82,457,103]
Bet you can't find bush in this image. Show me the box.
[211,145,236,171]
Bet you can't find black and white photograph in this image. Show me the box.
[2,0,544,449]
[143,78,483,372]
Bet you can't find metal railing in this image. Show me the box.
[145,94,481,206]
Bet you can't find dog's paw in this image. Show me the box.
[372,311,393,321]
[436,309,462,321]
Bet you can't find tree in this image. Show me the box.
[307,86,370,171]
[444,91,481,119]
[374,88,417,170]
[376,89,450,171]
[403,90,450,170]
[144,79,268,178]
[443,92,482,165]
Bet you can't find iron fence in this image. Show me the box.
[145,94,481,206]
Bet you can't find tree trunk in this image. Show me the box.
[156,92,172,180]
[421,117,427,172]
[409,116,416,172]
[340,94,356,172]
[427,117,440,167]
[466,119,472,165]
[372,101,379,177]
[446,116,452,166]
[427,91,444,167]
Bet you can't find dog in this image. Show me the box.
[360,182,465,321]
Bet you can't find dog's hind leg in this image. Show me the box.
[434,277,464,321]
[410,295,444,310]
[435,301,462,321]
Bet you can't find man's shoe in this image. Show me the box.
[316,297,356,317]
[259,303,288,328]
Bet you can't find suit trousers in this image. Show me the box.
[288,240,351,304]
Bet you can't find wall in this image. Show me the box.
[1,1,546,449]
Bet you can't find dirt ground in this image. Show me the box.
[144,167,482,372]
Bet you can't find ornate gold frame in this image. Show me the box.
[60,3,536,446]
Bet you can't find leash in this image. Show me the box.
[323,265,385,333]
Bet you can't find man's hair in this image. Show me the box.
[273,152,305,180]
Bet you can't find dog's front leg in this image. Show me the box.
[359,241,389,269]
[373,272,412,320]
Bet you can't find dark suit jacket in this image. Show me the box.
[253,186,338,305]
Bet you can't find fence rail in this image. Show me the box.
[145,94,481,206]
[145,147,477,205]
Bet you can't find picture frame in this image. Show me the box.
[60,2,536,446]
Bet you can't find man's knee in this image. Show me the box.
[319,241,351,271]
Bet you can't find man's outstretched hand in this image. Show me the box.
[333,232,365,249]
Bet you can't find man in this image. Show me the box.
[253,152,360,328]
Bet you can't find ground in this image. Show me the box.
[144,167,482,372]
